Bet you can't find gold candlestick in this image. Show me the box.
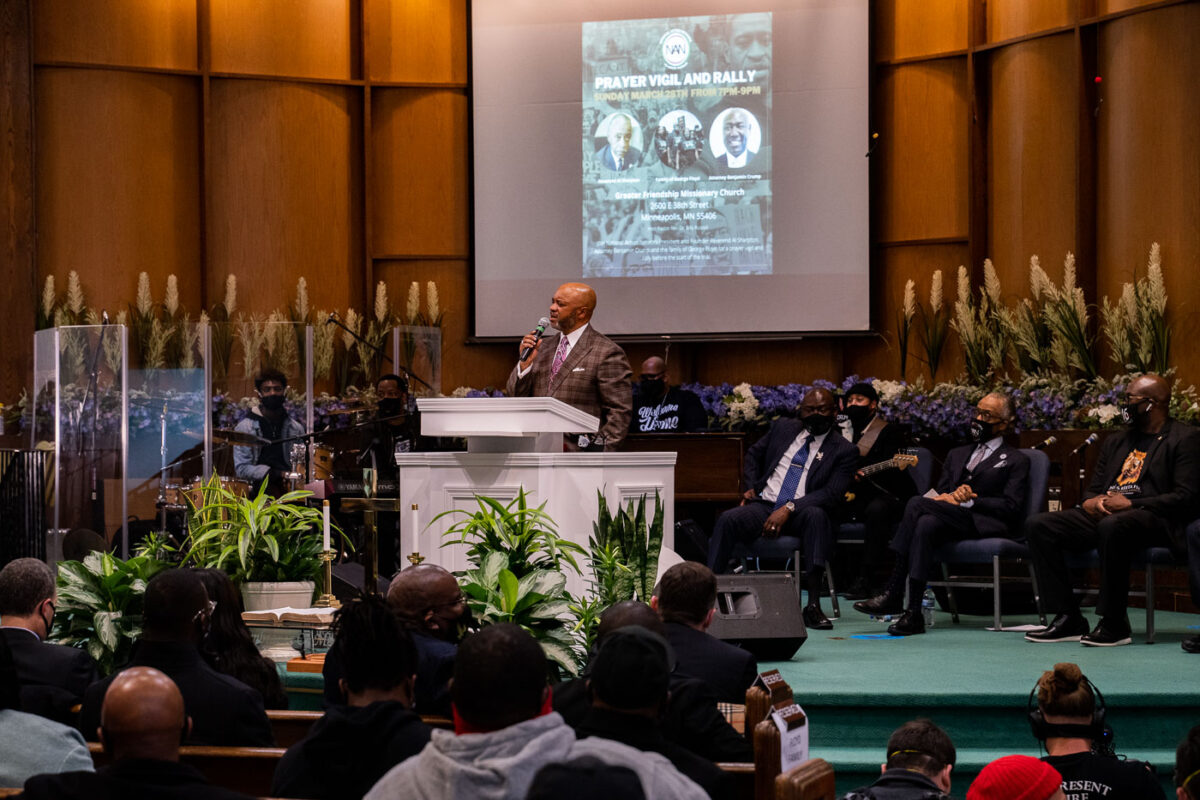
[315,549,340,608]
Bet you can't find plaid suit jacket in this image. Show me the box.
[506,325,633,449]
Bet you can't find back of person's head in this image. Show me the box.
[100,667,188,760]
[588,626,671,715]
[142,568,209,642]
[1036,662,1094,720]
[967,755,1062,800]
[452,623,547,732]
[526,757,646,800]
[0,557,56,617]
[596,600,666,641]
[1177,724,1200,798]
[884,719,956,779]
[655,561,717,626]
[333,594,418,699]
[0,634,22,712]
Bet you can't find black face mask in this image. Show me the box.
[844,405,873,430]
[802,413,834,436]
[1121,400,1149,426]
[260,394,285,412]
[639,377,666,399]
[378,398,406,418]
[970,419,997,442]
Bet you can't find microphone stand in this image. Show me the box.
[325,314,433,393]
[78,320,109,532]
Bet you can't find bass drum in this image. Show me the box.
[313,445,336,481]
[186,476,251,508]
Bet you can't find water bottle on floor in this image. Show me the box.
[922,586,936,628]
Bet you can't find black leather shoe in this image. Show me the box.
[886,609,925,636]
[1183,635,1200,654]
[1024,614,1089,643]
[802,604,833,630]
[1081,618,1132,647]
[853,592,903,616]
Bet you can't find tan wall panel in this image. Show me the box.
[874,0,967,62]
[33,0,197,71]
[366,0,468,83]
[35,69,201,316]
[877,61,969,242]
[987,36,1078,287]
[1096,5,1200,378]
[210,0,353,80]
[987,0,1074,43]
[373,259,511,392]
[1097,0,1169,15]
[371,89,469,256]
[691,340,844,388]
[208,80,362,316]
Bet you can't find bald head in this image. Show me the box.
[550,283,596,334]
[640,356,666,377]
[1129,374,1170,404]
[1124,373,1170,431]
[100,667,188,760]
[388,564,467,639]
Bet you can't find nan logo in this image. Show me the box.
[659,28,691,69]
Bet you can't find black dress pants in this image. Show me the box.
[707,501,833,574]
[889,496,982,584]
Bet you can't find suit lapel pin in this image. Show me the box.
[815,451,824,461]
[999,453,1006,460]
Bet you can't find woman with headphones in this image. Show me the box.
[1031,662,1164,799]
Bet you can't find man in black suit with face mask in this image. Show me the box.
[1025,373,1200,647]
[707,387,858,630]
[854,391,1030,636]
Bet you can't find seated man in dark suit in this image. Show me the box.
[1025,374,1200,647]
[22,666,255,800]
[323,564,466,716]
[706,387,858,629]
[651,563,757,705]
[837,382,918,598]
[0,558,97,724]
[854,392,1030,637]
[79,569,274,746]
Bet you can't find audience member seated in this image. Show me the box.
[854,392,1029,636]
[1024,374,1200,647]
[839,718,955,800]
[652,562,758,705]
[629,356,708,434]
[575,625,732,799]
[79,569,274,746]
[553,600,753,764]
[21,667,254,799]
[1176,724,1200,799]
[837,382,918,599]
[364,623,707,800]
[0,633,92,787]
[273,594,431,800]
[324,564,466,716]
[195,569,288,710]
[525,757,646,800]
[967,755,1063,800]
[1032,662,1164,799]
[0,558,97,724]
[707,387,858,630]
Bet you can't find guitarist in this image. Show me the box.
[838,382,918,599]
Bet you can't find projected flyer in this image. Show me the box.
[582,13,772,278]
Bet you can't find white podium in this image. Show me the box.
[399,398,676,596]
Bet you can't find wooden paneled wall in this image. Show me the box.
[1,0,1197,410]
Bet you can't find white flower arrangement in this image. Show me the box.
[1087,404,1121,425]
[725,382,760,426]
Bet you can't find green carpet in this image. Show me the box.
[760,599,1198,794]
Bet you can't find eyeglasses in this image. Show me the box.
[429,594,465,612]
[974,408,1004,423]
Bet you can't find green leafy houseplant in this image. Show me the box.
[181,475,335,585]
[437,490,587,673]
[591,490,664,603]
[52,551,170,676]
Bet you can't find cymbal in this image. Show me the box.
[212,428,269,446]
[325,406,375,415]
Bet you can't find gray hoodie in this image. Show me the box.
[364,711,707,800]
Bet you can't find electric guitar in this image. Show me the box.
[845,448,919,502]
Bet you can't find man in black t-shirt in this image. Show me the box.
[1025,374,1200,647]
[629,357,708,434]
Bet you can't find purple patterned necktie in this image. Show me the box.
[550,334,569,383]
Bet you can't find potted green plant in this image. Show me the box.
[182,475,337,610]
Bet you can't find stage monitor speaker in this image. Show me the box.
[332,561,391,601]
[707,573,807,661]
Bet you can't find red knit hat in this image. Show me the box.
[967,755,1062,800]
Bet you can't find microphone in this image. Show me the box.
[864,132,880,157]
[1031,435,1058,451]
[101,310,109,325]
[1071,433,1098,456]
[519,317,551,362]
[326,311,339,325]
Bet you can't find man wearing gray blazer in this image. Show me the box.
[507,282,633,450]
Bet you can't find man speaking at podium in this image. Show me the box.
[506,282,632,450]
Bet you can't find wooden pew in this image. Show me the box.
[776,759,836,800]
[267,709,453,747]
[88,743,285,797]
